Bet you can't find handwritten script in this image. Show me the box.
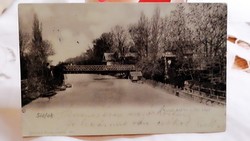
[23,105,225,136]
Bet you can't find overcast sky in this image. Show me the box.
[19,4,175,65]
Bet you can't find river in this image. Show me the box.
[24,74,202,108]
[22,74,225,136]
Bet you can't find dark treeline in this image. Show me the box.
[65,4,227,84]
[20,14,57,105]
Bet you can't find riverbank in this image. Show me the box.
[142,79,226,106]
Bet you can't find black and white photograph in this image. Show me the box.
[19,3,227,136]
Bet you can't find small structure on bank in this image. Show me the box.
[129,71,143,82]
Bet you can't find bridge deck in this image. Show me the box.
[64,65,136,73]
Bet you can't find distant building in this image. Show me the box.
[103,53,116,66]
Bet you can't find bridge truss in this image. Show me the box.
[63,65,136,74]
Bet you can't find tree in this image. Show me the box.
[19,30,30,58]
[189,4,227,61]
[92,32,114,64]
[111,25,129,60]
[188,4,227,82]
[26,14,54,96]
[129,12,150,59]
[165,4,194,58]
[19,30,31,80]
[128,9,167,80]
[164,4,195,80]
[149,7,165,61]
[30,14,54,66]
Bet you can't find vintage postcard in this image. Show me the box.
[19,3,227,136]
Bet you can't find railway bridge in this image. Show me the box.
[63,65,136,74]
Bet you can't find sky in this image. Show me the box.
[19,3,175,65]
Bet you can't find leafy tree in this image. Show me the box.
[92,32,114,64]
[111,25,130,63]
[162,4,196,81]
[149,7,165,61]
[189,4,226,60]
[188,4,227,82]
[26,14,54,97]
[165,4,194,59]
[19,30,31,80]
[128,9,167,80]
[129,12,150,59]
